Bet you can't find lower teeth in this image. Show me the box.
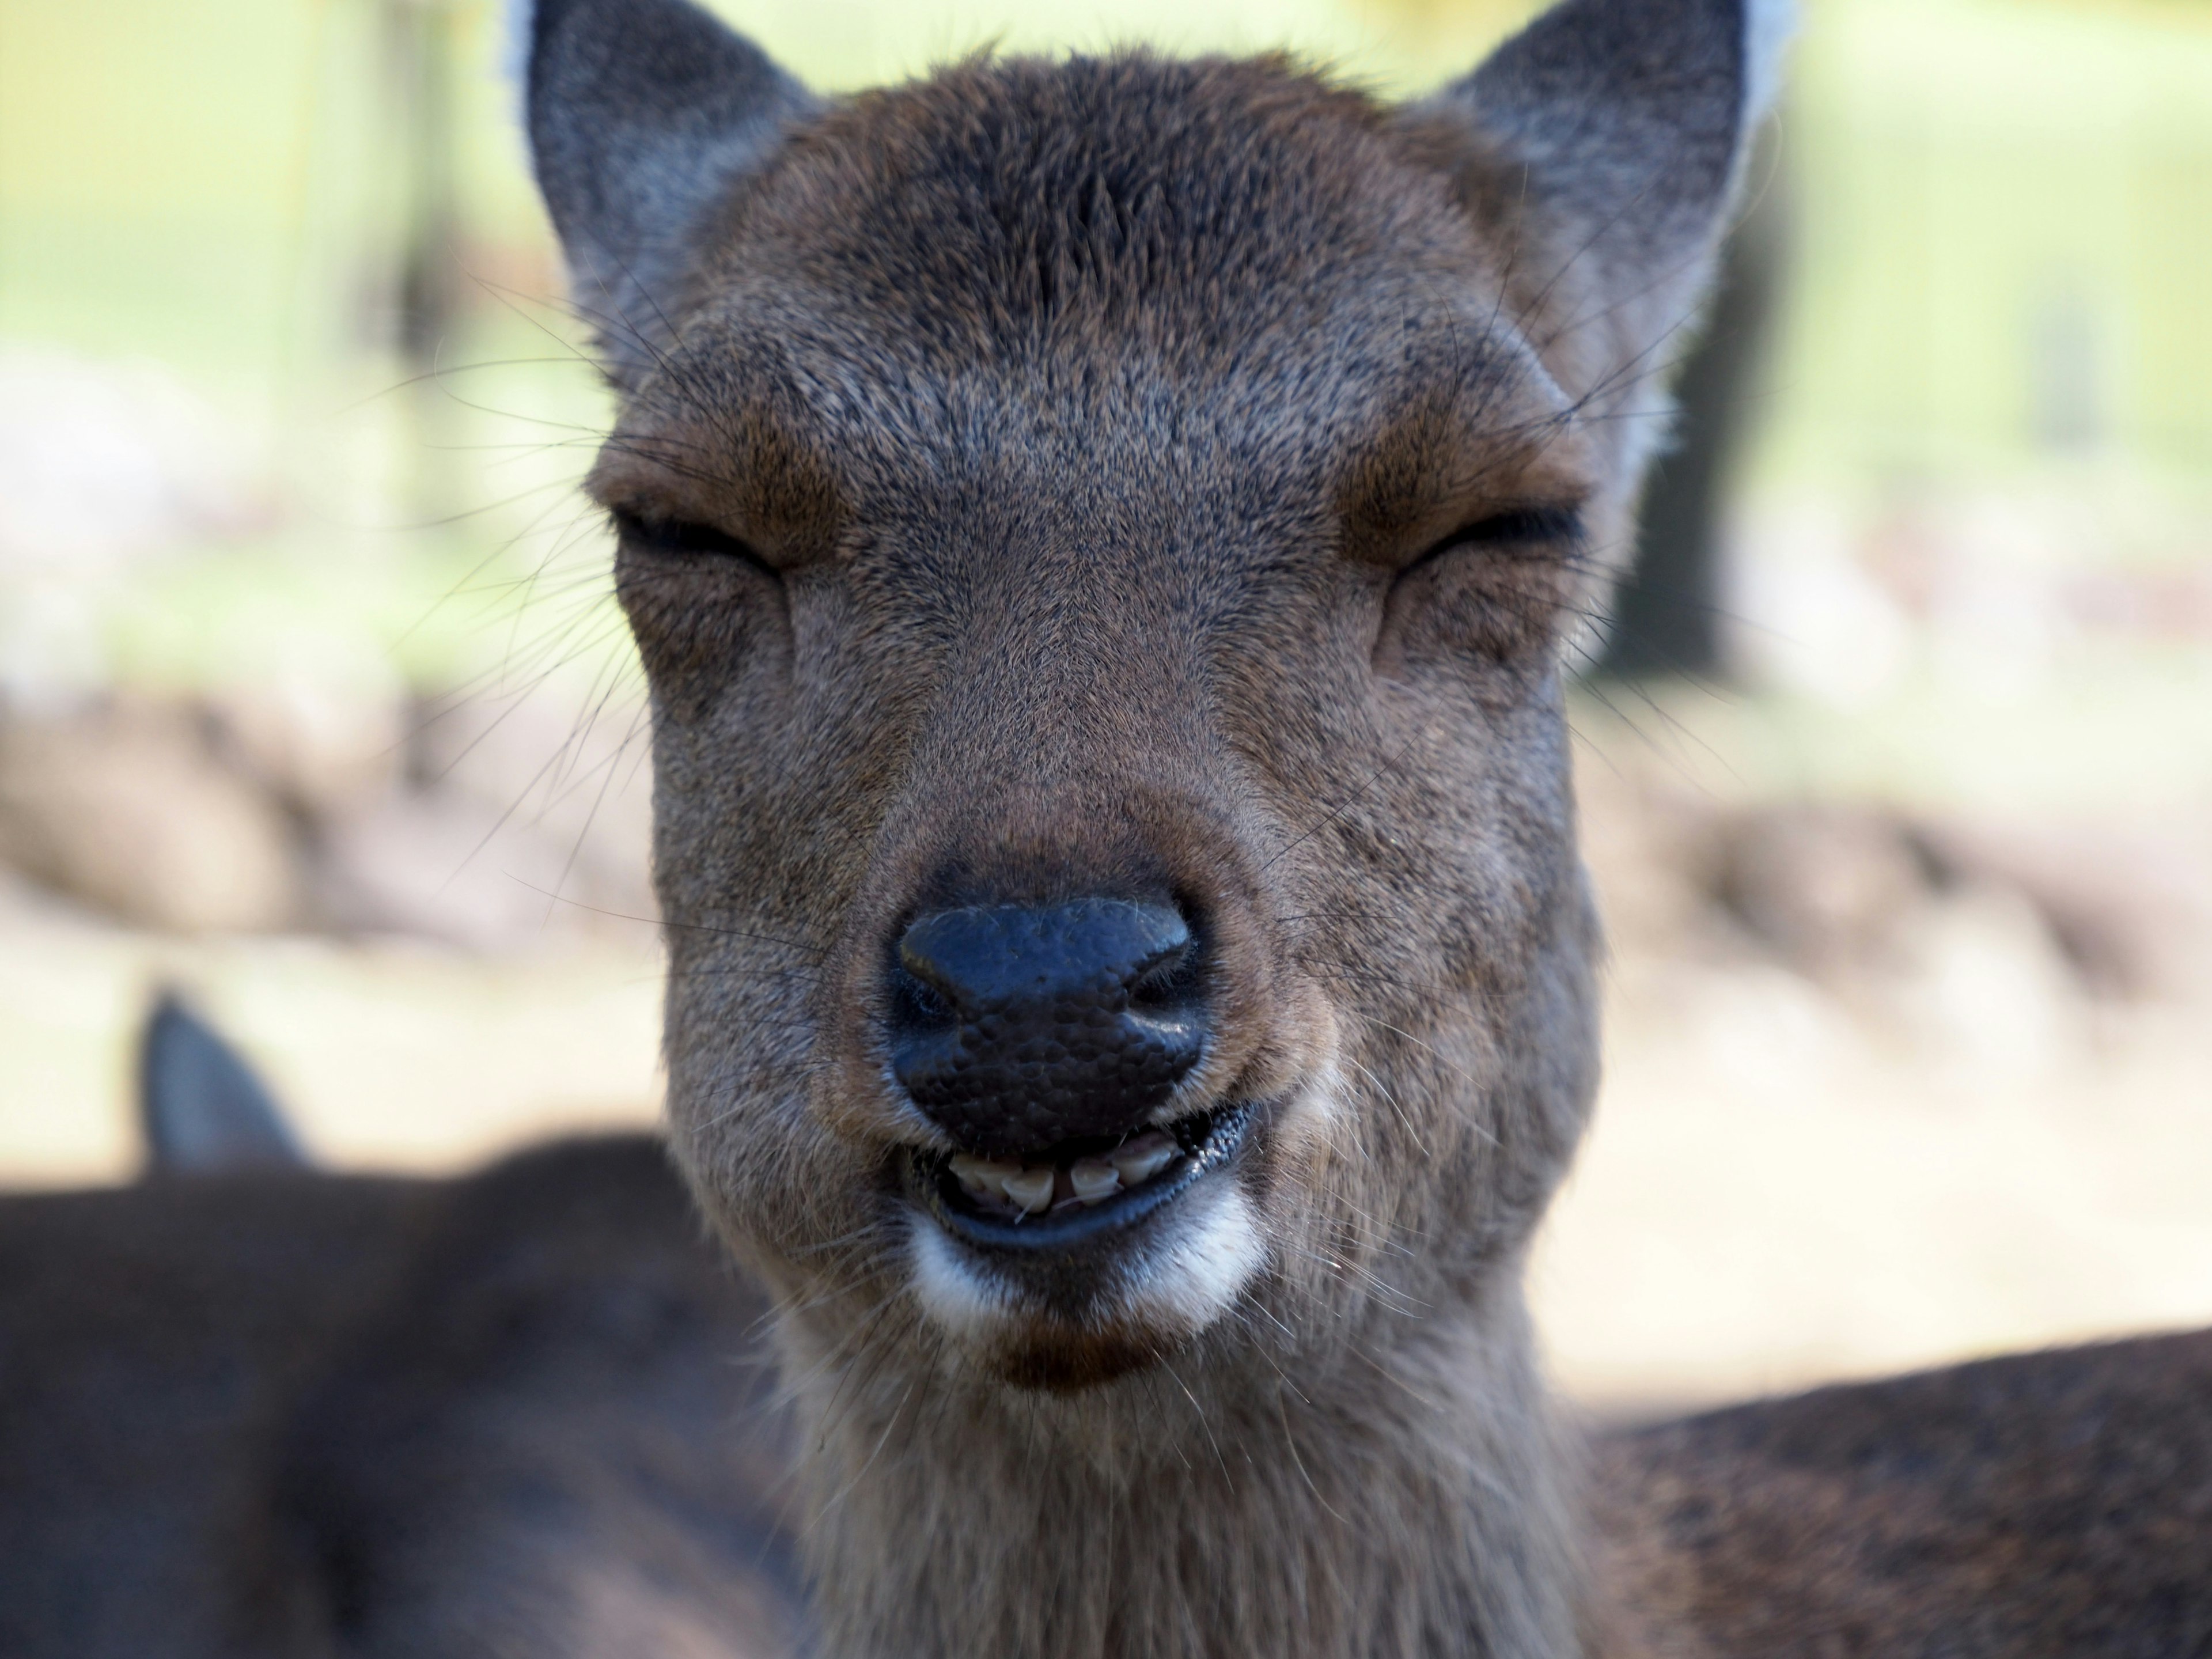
[949,1130,1180,1217]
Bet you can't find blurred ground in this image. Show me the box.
[0,886,661,1180]
[0,662,666,1180]
[1539,682,2212,1408]
[2,617,2207,1410]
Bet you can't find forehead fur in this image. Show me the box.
[694,54,1488,365]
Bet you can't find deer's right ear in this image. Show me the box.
[525,0,814,380]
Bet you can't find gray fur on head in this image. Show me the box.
[525,0,815,380]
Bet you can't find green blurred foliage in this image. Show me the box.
[1,0,2209,709]
[7,0,2210,479]
[1777,0,2212,484]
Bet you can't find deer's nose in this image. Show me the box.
[887,899,1207,1156]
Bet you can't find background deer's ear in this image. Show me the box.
[1432,0,1793,367]
[525,0,814,380]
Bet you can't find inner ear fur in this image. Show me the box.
[525,0,815,384]
[1429,0,1793,380]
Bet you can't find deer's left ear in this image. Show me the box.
[1431,0,1793,372]
[525,0,816,383]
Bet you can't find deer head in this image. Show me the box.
[528,2,1783,1651]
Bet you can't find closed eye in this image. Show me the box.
[1420,506,1583,561]
[611,508,774,571]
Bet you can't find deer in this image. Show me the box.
[516,0,2212,1650]
[2,0,2207,1653]
[1,998,808,1658]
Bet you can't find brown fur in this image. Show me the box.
[0,1140,803,1658]
[1592,1332,2212,1657]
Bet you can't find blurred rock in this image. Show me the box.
[315,790,570,949]
[0,674,663,946]
[1575,737,2212,1088]
[204,672,405,821]
[407,688,654,914]
[305,686,656,948]
[1916,817,2212,1005]
[1573,757,1732,963]
[1888,881,2086,1075]
[1709,802,1936,979]
[0,698,302,933]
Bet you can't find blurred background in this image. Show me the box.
[1,0,2208,1409]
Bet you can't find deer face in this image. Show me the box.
[531,0,1776,1391]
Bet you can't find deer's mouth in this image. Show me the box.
[899,1100,1277,1384]
[906,1103,1253,1253]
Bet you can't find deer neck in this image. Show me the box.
[787,1268,1586,1659]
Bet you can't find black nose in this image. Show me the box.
[888,898,1206,1156]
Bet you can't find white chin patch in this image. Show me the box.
[908,1175,1265,1346]
[910,1219,1018,1339]
[1120,1177,1264,1332]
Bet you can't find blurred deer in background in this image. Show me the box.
[1,0,2206,1654]
[2,999,805,1657]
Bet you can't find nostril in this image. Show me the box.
[1127,925,1204,1012]
[888,957,955,1032]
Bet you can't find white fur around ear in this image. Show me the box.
[1742,0,1800,131]
[501,0,538,97]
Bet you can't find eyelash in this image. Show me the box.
[1426,506,1583,558]
[608,505,1577,579]
[611,509,771,569]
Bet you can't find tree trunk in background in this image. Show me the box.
[1596,165,1786,683]
[389,0,462,521]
